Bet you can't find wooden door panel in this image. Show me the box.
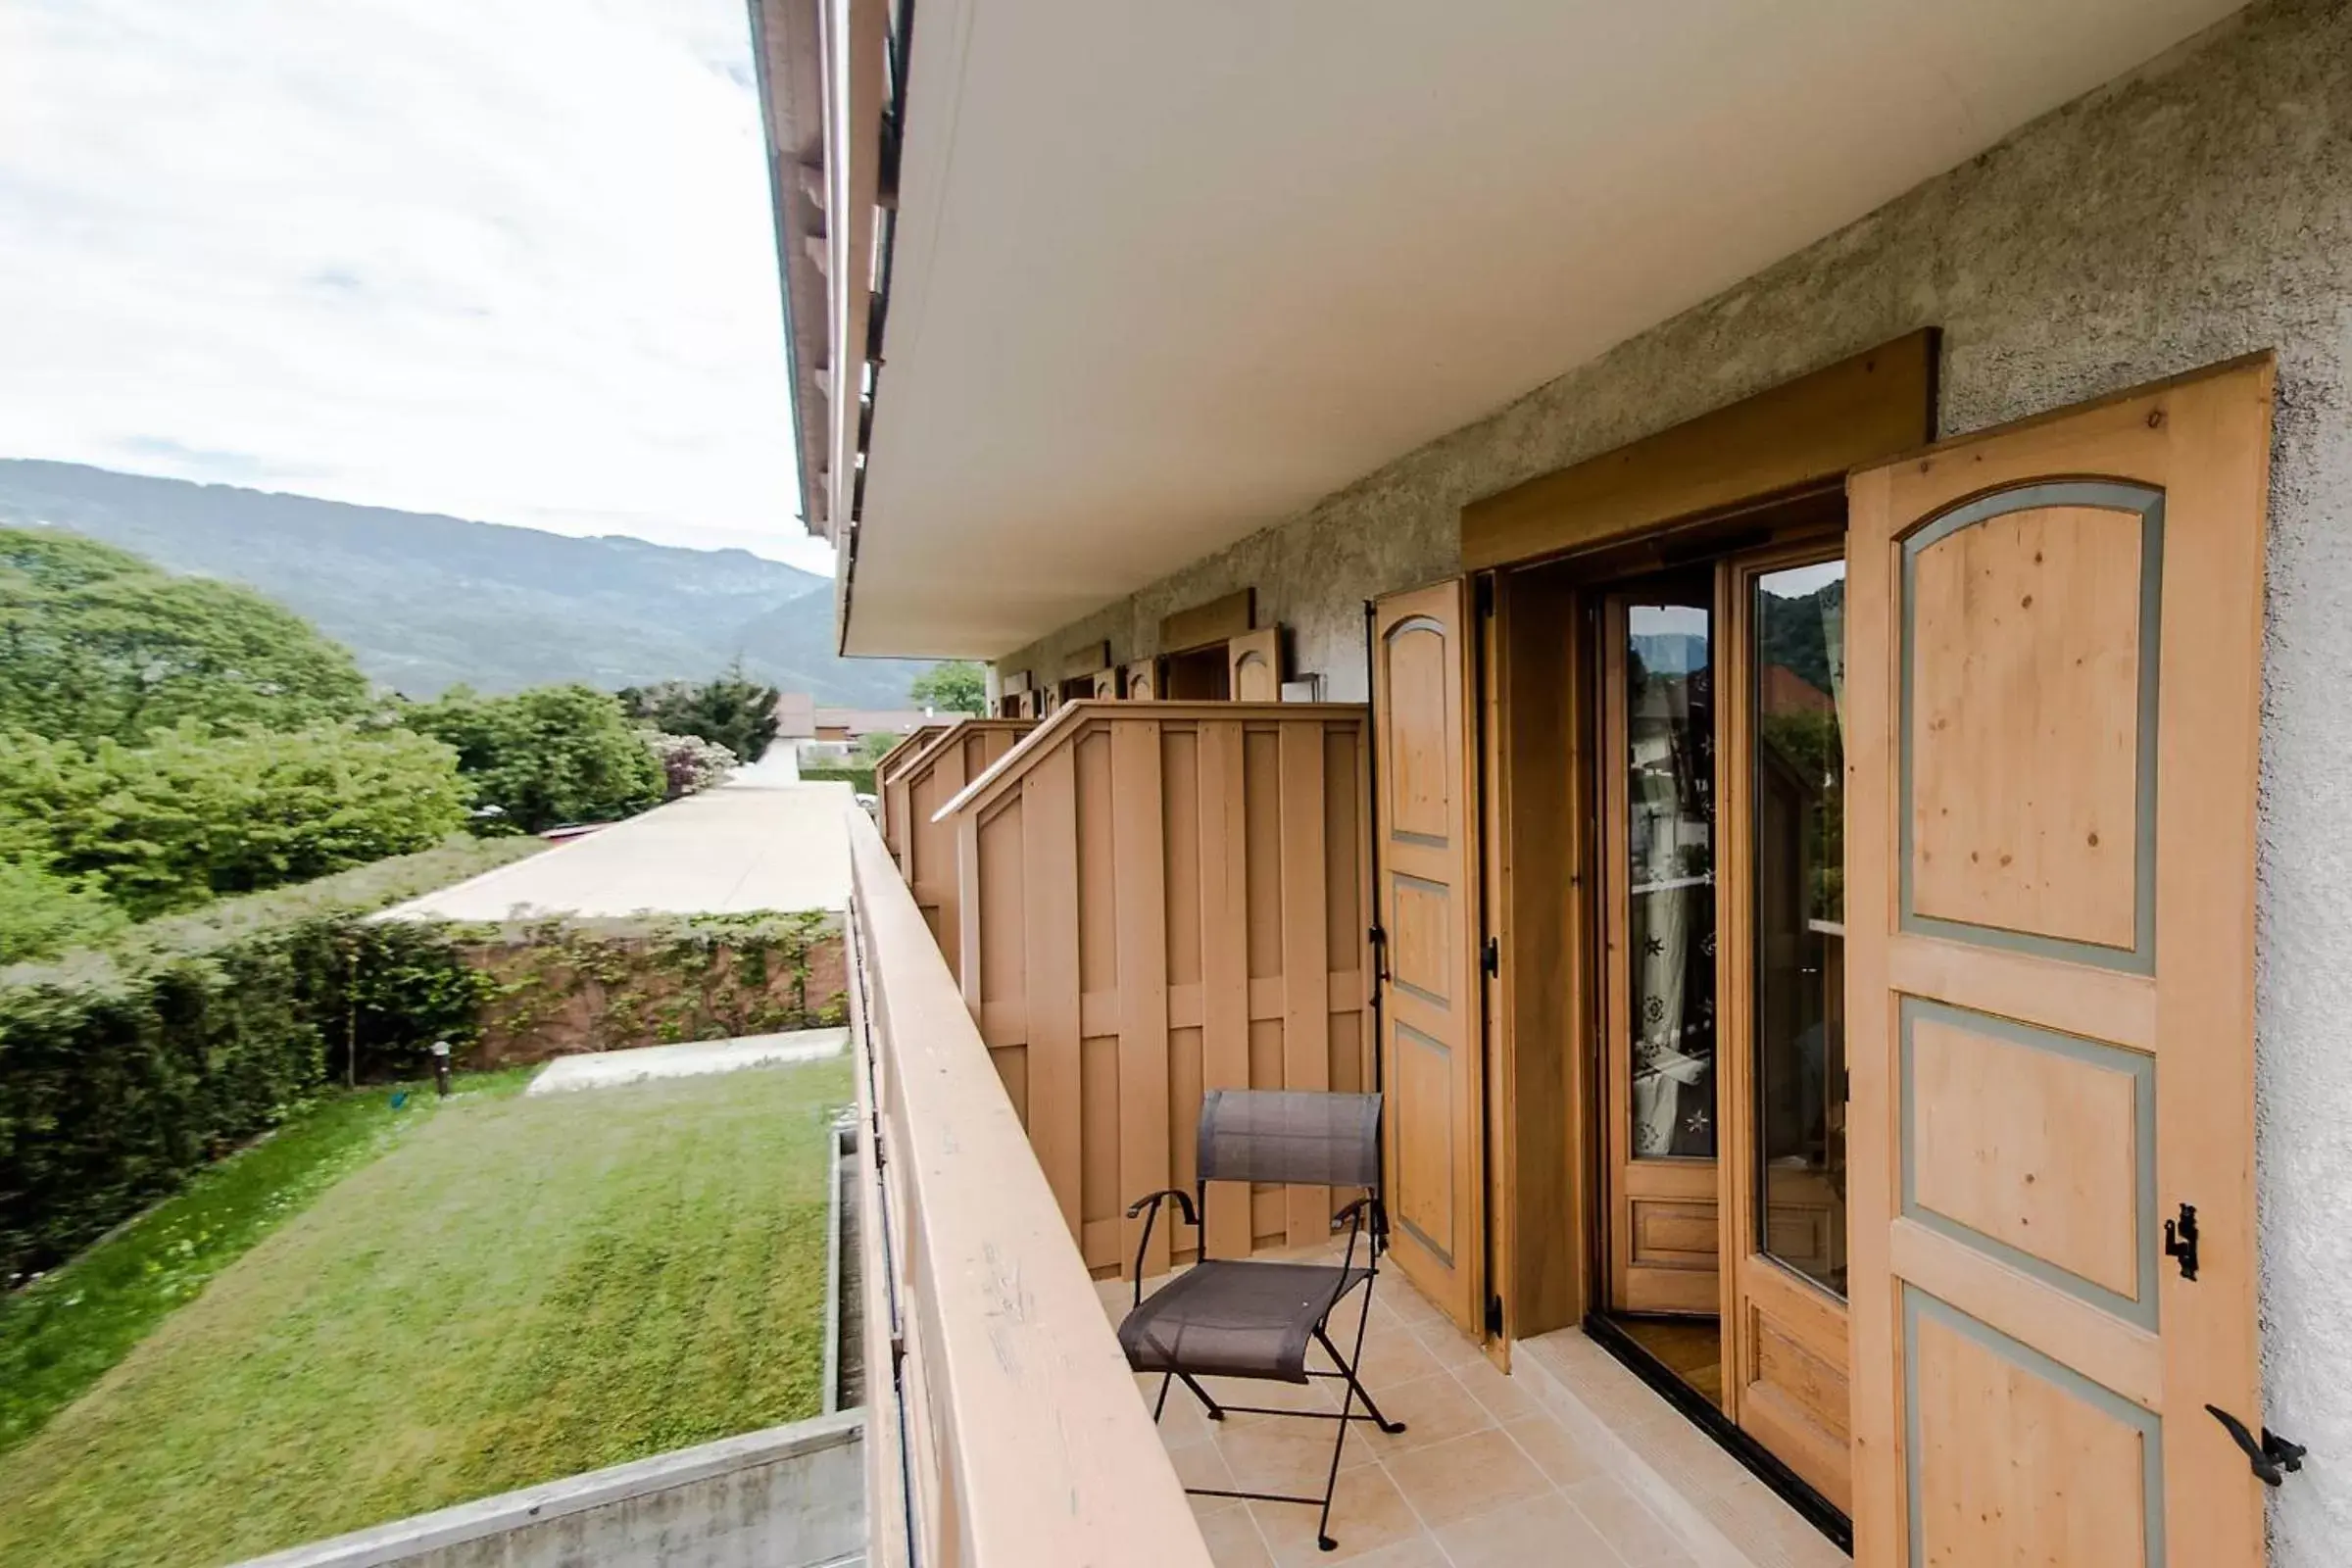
[1628,1193,1722,1315]
[1370,581,1483,1333]
[1909,1296,2156,1568]
[1906,1004,2147,1304]
[1908,503,2146,951]
[1391,1021,1457,1263]
[1734,1252,1853,1511]
[1846,357,2273,1568]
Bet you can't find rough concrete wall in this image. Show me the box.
[239,1411,864,1568]
[997,0,2352,1554]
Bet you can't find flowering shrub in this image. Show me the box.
[642,731,738,799]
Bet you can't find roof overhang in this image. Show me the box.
[763,0,2244,659]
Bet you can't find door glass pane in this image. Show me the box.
[1752,563,1847,1296]
[1625,600,1716,1161]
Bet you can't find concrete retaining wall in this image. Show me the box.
[234,1410,863,1568]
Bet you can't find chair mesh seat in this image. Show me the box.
[1119,1260,1369,1382]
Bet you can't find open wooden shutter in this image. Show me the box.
[1228,626,1283,701]
[1122,659,1156,701]
[1370,581,1485,1334]
[1845,357,2273,1567]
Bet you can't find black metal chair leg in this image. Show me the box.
[1313,1326,1406,1435]
[1152,1372,1174,1421]
[1314,1363,1354,1551]
[1174,1370,1228,1421]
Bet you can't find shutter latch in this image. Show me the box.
[2164,1202,2199,1281]
[2207,1405,2306,1487]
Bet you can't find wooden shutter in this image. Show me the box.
[1229,626,1283,701]
[1845,357,2273,1567]
[1369,581,1485,1334]
[1123,660,1156,701]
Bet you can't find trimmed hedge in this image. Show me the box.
[0,839,542,1284]
[797,765,876,794]
[0,838,854,1287]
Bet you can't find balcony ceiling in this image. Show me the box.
[851,0,2240,659]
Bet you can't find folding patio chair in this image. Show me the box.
[1118,1088,1406,1552]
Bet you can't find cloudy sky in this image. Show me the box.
[0,0,830,570]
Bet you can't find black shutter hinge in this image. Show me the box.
[1482,936,1499,977]
[2207,1404,2307,1487]
[1485,1294,1504,1337]
[2165,1202,2199,1281]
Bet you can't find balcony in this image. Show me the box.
[846,708,1843,1567]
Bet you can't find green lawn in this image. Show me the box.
[0,1058,850,1568]
[0,1069,535,1454]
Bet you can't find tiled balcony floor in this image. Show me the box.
[1098,1243,1847,1568]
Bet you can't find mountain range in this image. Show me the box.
[0,461,933,705]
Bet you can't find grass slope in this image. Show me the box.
[0,1071,532,1453]
[0,1060,850,1568]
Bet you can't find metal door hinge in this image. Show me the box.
[2165,1202,2199,1281]
[1485,1295,1504,1336]
[1482,936,1499,977]
[2207,1404,2306,1487]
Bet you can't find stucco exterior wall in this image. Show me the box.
[996,0,2352,1555]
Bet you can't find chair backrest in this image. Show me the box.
[1197,1089,1381,1191]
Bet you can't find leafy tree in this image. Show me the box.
[405,685,665,834]
[0,856,126,964]
[617,665,781,760]
[0,527,370,744]
[0,721,469,918]
[908,659,985,716]
[857,728,908,764]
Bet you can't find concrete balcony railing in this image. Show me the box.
[842,806,1213,1568]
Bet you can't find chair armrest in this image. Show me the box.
[1334,1196,1389,1263]
[1124,1189,1200,1308]
[1125,1188,1200,1226]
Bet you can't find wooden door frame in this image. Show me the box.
[1470,331,1934,1355]
[1480,565,1592,1351]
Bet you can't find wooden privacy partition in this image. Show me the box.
[874,722,949,870]
[892,718,1037,968]
[932,701,1375,1278]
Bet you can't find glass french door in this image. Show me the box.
[1593,549,1853,1506]
[1718,550,1852,1511]
[1599,577,1722,1322]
